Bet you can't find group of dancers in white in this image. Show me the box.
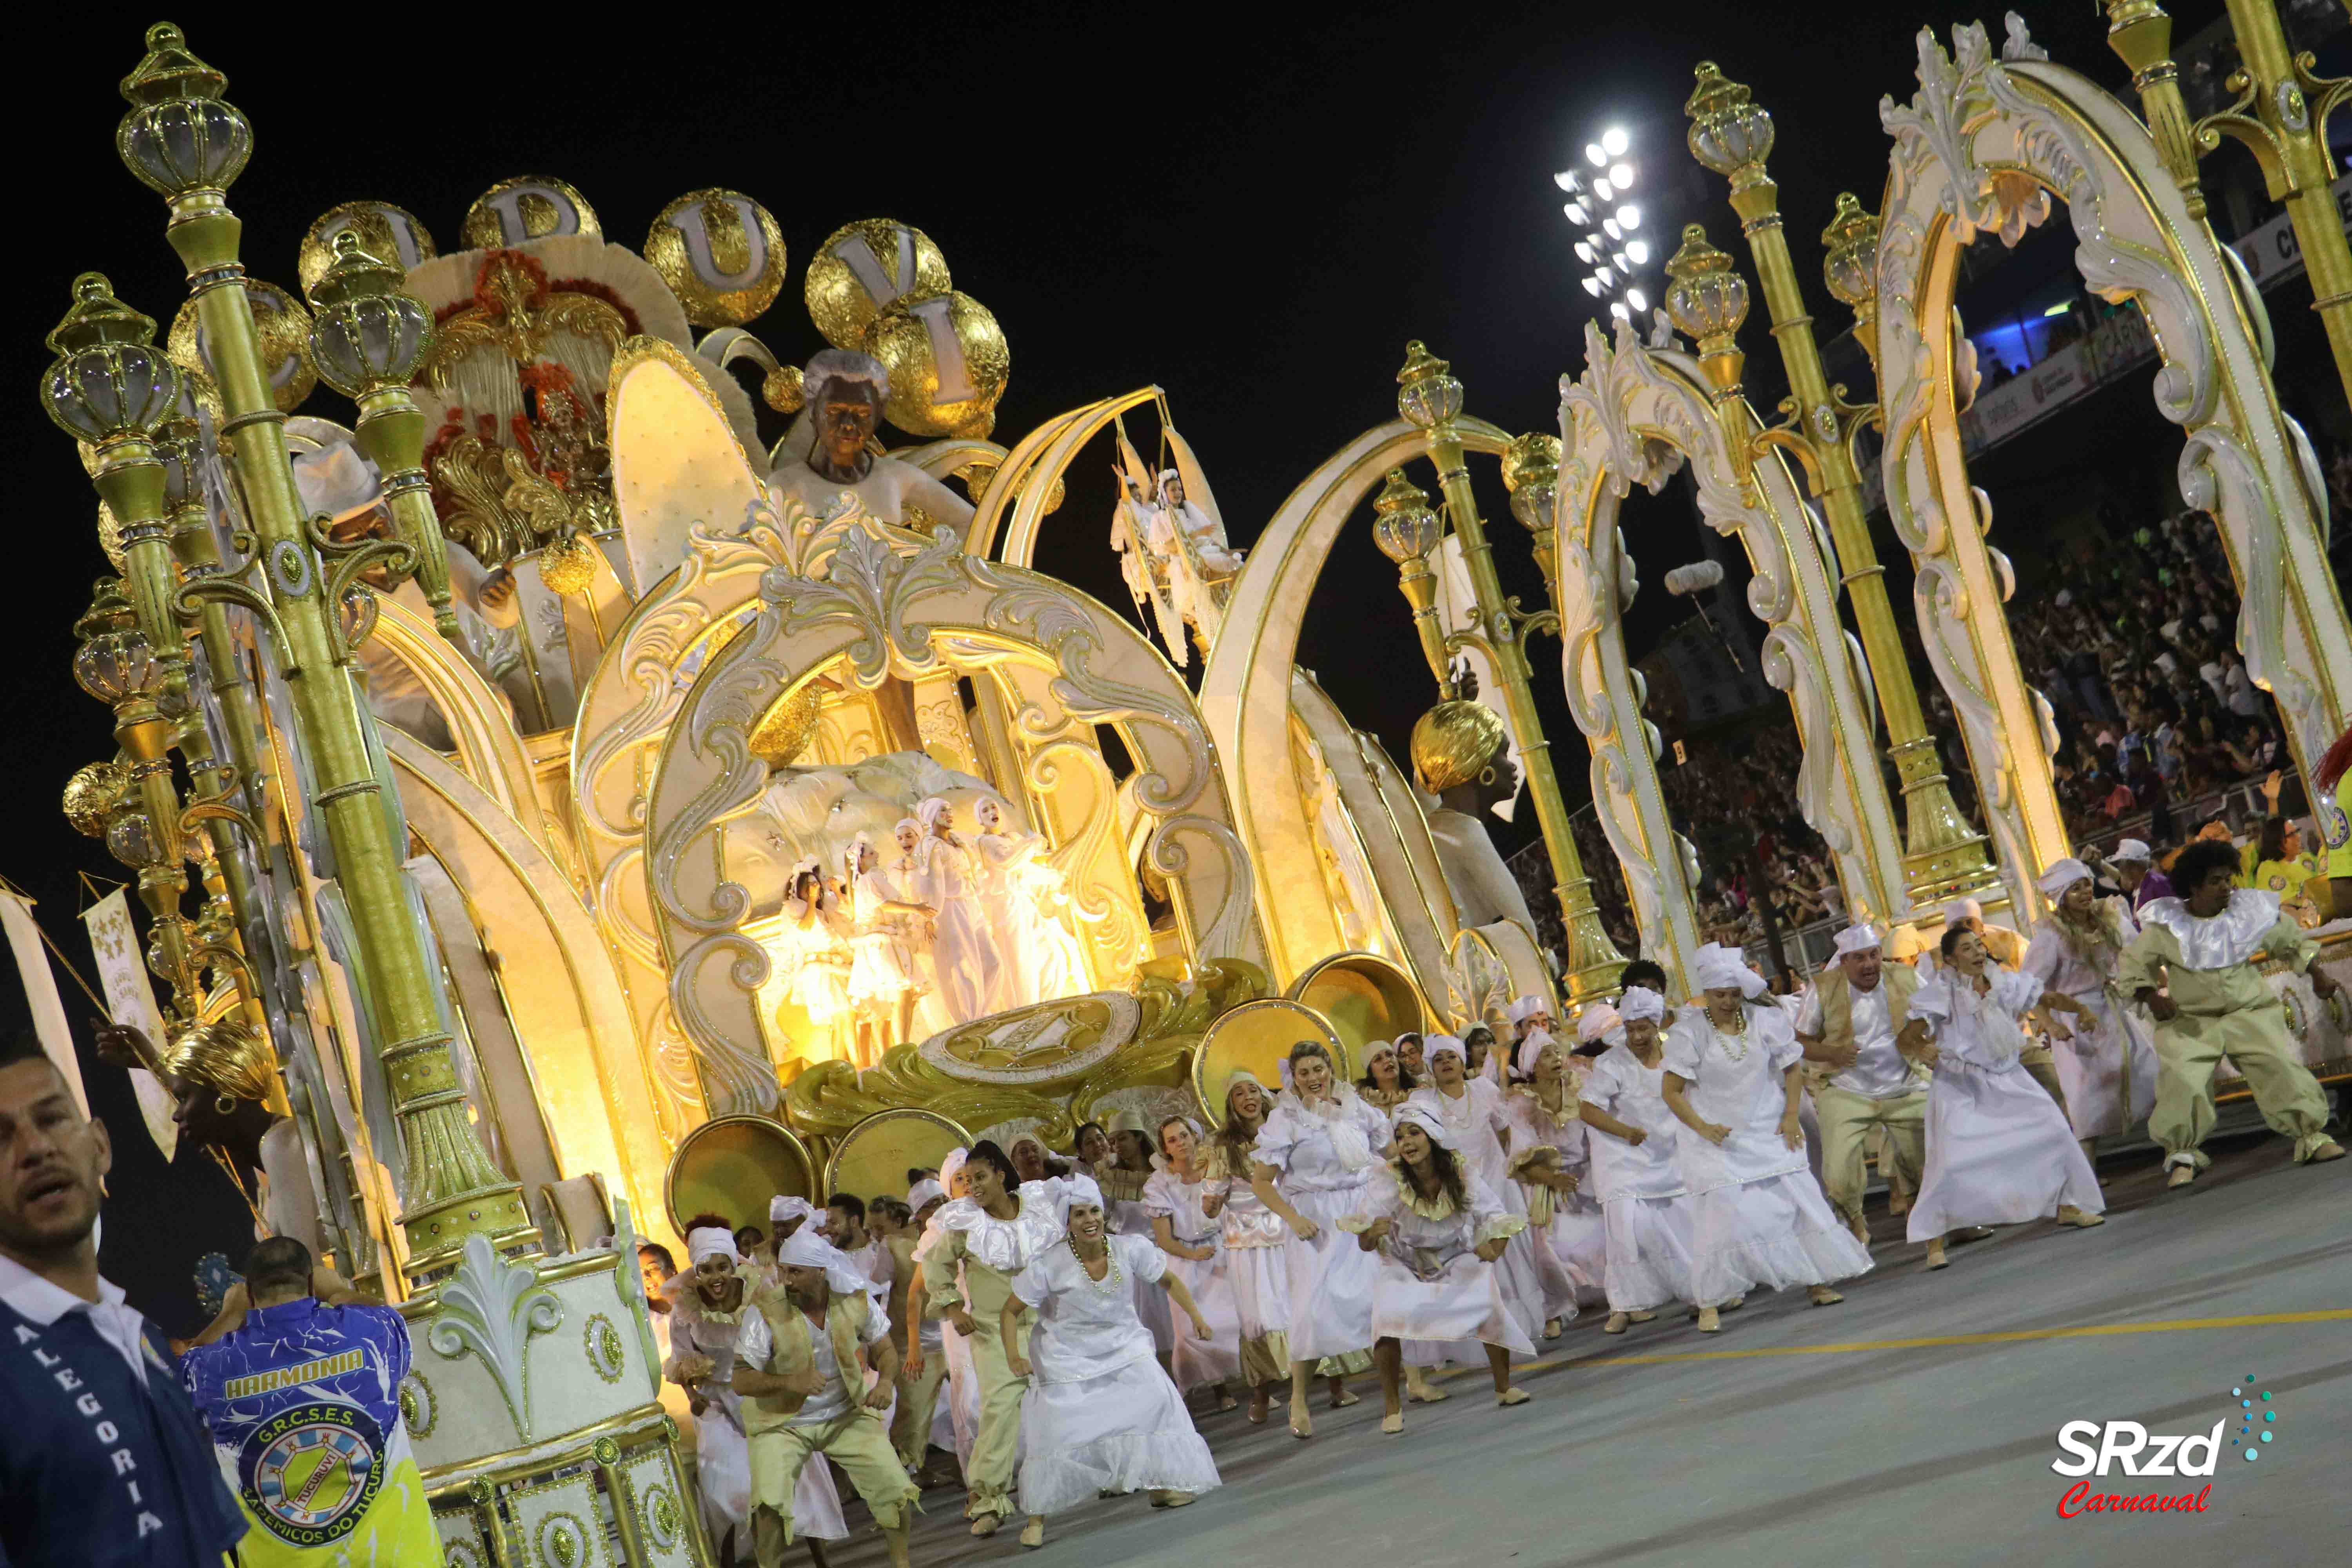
[645,844,2343,1564]
[766,794,1092,1062]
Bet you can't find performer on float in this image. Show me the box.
[1463,1024,1508,1085]
[1396,1031,1428,1081]
[907,1140,1062,1536]
[1144,1116,1245,1412]
[1003,1175,1221,1549]
[1895,928,2106,1268]
[1344,1103,1534,1436]
[780,863,854,1061]
[1251,1041,1388,1439]
[1578,988,1696,1333]
[1506,1019,1608,1336]
[842,835,933,1060]
[1201,1071,1296,1425]
[1792,925,1928,1243]
[1356,1038,1417,1112]
[1505,995,1557,1050]
[1111,470,1188,664]
[768,348,977,531]
[1159,469,1243,578]
[734,1230,916,1568]
[2116,839,2347,1186]
[886,817,953,1038]
[971,799,1088,1006]
[662,1220,848,1568]
[915,796,1004,1025]
[2023,858,2161,1165]
[1661,944,1874,1333]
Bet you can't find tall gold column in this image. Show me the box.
[1369,467,1457,694]
[2108,0,2352,411]
[109,23,528,1280]
[1394,342,1626,999]
[1684,63,1998,906]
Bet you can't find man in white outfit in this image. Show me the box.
[1793,924,1926,1243]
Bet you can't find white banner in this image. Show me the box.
[2230,173,2352,291]
[2,890,87,1119]
[81,889,178,1161]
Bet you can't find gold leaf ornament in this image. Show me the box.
[748,684,824,768]
[804,218,951,348]
[168,281,316,414]
[459,176,601,250]
[865,290,1009,439]
[539,529,601,596]
[644,189,787,328]
[763,363,806,414]
[64,759,133,837]
[298,201,437,298]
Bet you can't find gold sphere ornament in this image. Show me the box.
[1370,468,1440,563]
[1499,432,1562,496]
[539,530,600,597]
[299,201,437,298]
[169,281,316,414]
[864,291,1009,438]
[804,219,950,349]
[763,363,806,414]
[1411,699,1509,794]
[748,684,825,768]
[460,176,600,250]
[64,760,133,838]
[645,189,786,327]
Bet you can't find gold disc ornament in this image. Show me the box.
[169,282,316,414]
[460,176,600,250]
[804,218,950,348]
[663,1114,820,1232]
[1285,951,1427,1061]
[866,290,1009,438]
[644,189,786,328]
[298,201,437,297]
[1190,997,1348,1122]
[823,1109,972,1205]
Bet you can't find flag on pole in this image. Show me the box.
[82,888,179,1161]
[1,888,88,1118]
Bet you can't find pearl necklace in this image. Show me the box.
[1707,1008,1751,1062]
[1069,1237,1123,1290]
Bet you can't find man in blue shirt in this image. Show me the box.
[178,1236,440,1564]
[0,1032,246,1566]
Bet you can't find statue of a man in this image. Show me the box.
[1412,696,1542,935]
[768,348,977,534]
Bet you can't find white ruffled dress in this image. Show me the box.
[2022,904,2161,1140]
[1579,1044,1697,1313]
[1254,1091,1392,1363]
[1009,1234,1223,1514]
[1142,1167,1244,1391]
[1904,969,2107,1241]
[1662,1002,1875,1307]
[1501,1080,1609,1316]
[1204,1140,1295,1382]
[1340,1166,1535,1355]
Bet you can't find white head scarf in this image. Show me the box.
[770,1194,817,1231]
[686,1226,740,1266]
[1053,1173,1106,1227]
[907,1178,946,1212]
[1944,898,1982,928]
[916,796,952,830]
[1505,995,1546,1024]
[975,798,1003,829]
[2111,838,2152,865]
[1618,985,1666,1025]
[1519,1025,1566,1077]
[1692,942,1767,998]
[894,816,923,849]
[1832,924,1883,957]
[1389,1102,1461,1150]
[842,833,874,883]
[774,1226,878,1297]
[1576,1005,1621,1047]
[2038,857,2094,897]
[938,1147,970,1194]
[1424,1034,1466,1065]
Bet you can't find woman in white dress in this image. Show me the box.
[781,863,853,1043]
[1252,1040,1388,1439]
[1661,944,1875,1333]
[888,818,955,1040]
[842,836,934,1062]
[1143,1115,1244,1410]
[1201,1071,1294,1425]
[915,796,1005,1025]
[1004,1175,1221,1549]
[971,798,1090,1006]
[1343,1103,1534,1436]
[904,1157,981,1483]
[1578,987,1698,1334]
[661,1220,847,1566]
[1898,926,2107,1268]
[1091,1117,1175,1359]
[1506,1025,1608,1335]
[2023,857,2161,1163]
[1406,1037,1561,1353]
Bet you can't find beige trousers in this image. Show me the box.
[890,1341,948,1471]
[749,1406,916,1560]
[2149,1008,2334,1166]
[1814,1085,1927,1228]
[963,1305,1033,1521]
[2018,1043,2070,1123]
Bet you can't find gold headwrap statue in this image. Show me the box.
[1410,699,1508,794]
[161,1018,280,1109]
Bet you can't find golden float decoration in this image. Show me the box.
[762,363,806,414]
[538,530,601,597]
[64,759,132,837]
[804,218,950,348]
[664,1114,819,1232]
[866,290,1009,439]
[746,684,824,768]
[459,175,600,250]
[1410,697,1508,793]
[822,1108,972,1205]
[1189,997,1348,1121]
[297,200,437,297]
[643,189,786,328]
[168,281,316,414]
[1284,951,1427,1061]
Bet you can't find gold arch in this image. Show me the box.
[966,388,1161,562]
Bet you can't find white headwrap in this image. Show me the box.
[938,1147,970,1194]
[1691,942,1767,999]
[1389,1102,1461,1150]
[1832,924,1883,958]
[1519,1025,1565,1077]
[769,1194,817,1230]
[1053,1173,1106,1227]
[1575,1005,1621,1046]
[916,796,952,830]
[1617,985,1666,1025]
[1505,995,1545,1024]
[907,1178,947,1212]
[1944,898,1982,928]
[2038,857,2094,897]
[774,1226,879,1297]
[842,832,874,882]
[1394,1031,1423,1051]
[894,815,923,846]
[2111,838,2152,865]
[686,1226,740,1266]
[1424,1034,1466,1064]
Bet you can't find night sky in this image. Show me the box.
[2,2,2282,1330]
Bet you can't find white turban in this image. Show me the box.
[1618,985,1666,1024]
[906,1178,946,1212]
[916,796,951,829]
[895,815,922,842]
[1517,1027,1562,1077]
[1052,1173,1106,1227]
[1424,1034,1466,1064]
[1505,995,1546,1024]
[769,1194,817,1230]
[1943,898,1981,928]
[2038,857,2094,897]
[2111,838,2152,864]
[1832,924,1883,958]
[1390,1102,1461,1150]
[938,1148,970,1194]
[774,1225,877,1296]
[686,1226,739,1267]
[1692,942,1766,999]
[1576,1005,1621,1046]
